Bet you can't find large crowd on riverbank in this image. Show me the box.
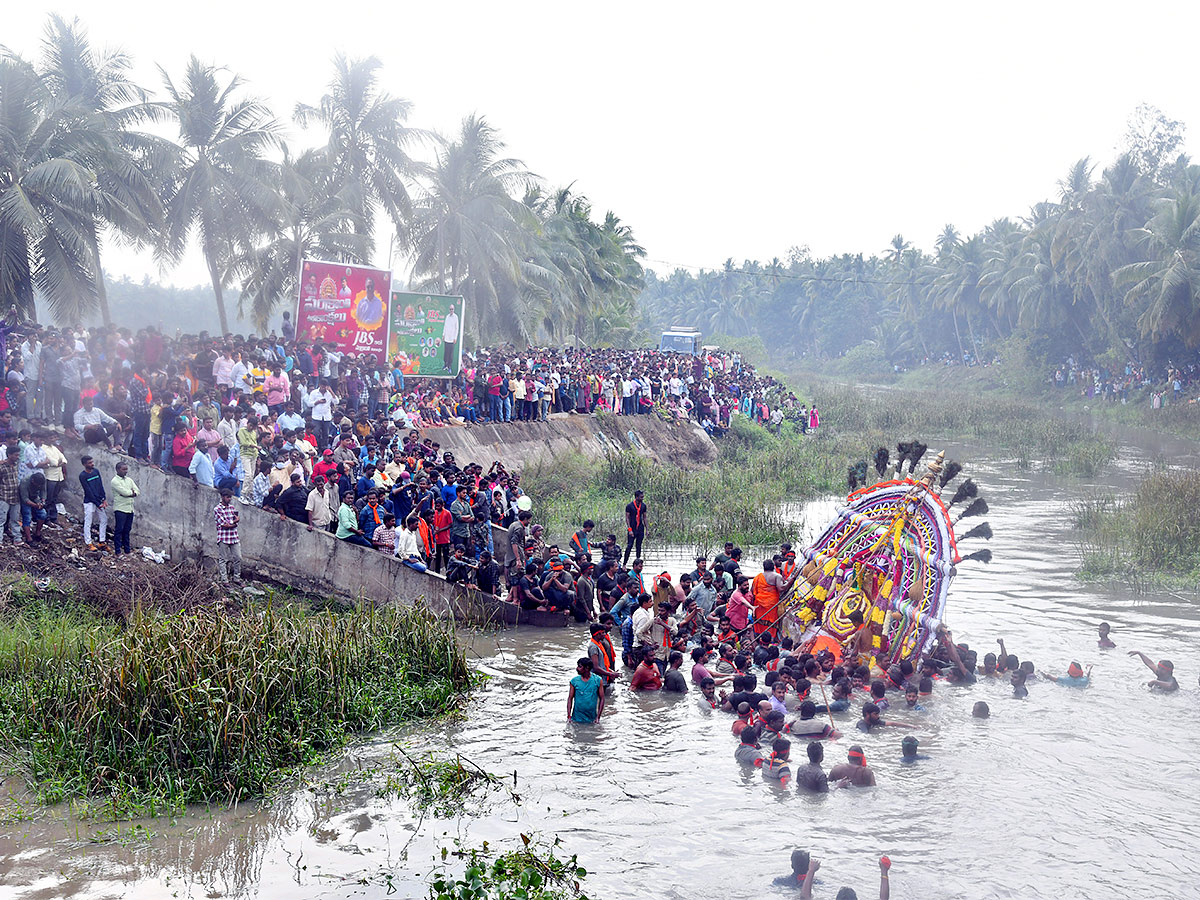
[1050,356,1200,407]
[0,314,812,455]
[0,314,824,550]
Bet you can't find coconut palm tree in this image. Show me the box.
[886,233,910,263]
[929,234,986,363]
[1115,189,1200,346]
[295,55,419,251]
[0,56,105,323]
[154,56,282,335]
[34,14,164,326]
[407,115,532,342]
[233,146,368,331]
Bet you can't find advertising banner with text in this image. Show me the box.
[295,259,392,360]
[387,291,465,378]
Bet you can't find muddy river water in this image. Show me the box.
[2,433,1199,899]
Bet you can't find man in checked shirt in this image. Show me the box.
[213,488,243,585]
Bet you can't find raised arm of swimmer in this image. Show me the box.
[801,859,819,900]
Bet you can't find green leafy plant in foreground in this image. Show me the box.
[429,835,591,900]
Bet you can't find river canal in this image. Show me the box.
[1,436,1198,899]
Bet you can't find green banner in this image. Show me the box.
[387,292,465,379]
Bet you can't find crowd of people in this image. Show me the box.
[1050,355,1200,407]
[0,314,816,467]
[560,553,1188,790]
[0,314,824,559]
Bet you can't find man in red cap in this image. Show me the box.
[1040,661,1091,687]
[828,745,876,787]
[313,448,338,483]
[1129,650,1178,692]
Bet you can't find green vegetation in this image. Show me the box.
[2,16,645,344]
[642,105,1200,378]
[525,385,1113,549]
[804,381,1116,478]
[1072,467,1200,583]
[429,836,592,900]
[0,578,471,819]
[523,417,847,548]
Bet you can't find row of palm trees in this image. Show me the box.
[0,16,646,345]
[642,147,1200,370]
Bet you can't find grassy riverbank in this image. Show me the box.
[809,334,1200,445]
[1072,467,1200,587]
[0,575,471,819]
[524,382,1114,549]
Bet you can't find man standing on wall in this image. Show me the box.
[624,489,647,565]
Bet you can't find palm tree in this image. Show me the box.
[934,224,960,259]
[0,56,104,322]
[886,234,910,263]
[1115,189,1200,346]
[929,234,986,363]
[295,55,419,252]
[154,56,281,335]
[35,14,164,326]
[233,146,368,331]
[407,115,532,342]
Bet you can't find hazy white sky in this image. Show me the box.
[8,1,1200,288]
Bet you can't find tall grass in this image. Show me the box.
[1072,466,1200,581]
[0,590,471,818]
[525,380,1113,551]
[806,381,1115,469]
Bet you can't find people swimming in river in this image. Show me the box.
[903,685,926,712]
[899,735,929,764]
[856,702,916,732]
[828,746,876,787]
[698,676,723,709]
[972,701,990,718]
[735,725,765,767]
[1098,622,1116,648]
[1011,670,1029,699]
[774,849,813,888]
[799,855,892,900]
[1129,650,1178,692]
[566,657,605,723]
[763,737,792,786]
[1041,661,1091,687]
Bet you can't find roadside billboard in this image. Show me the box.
[387,292,465,378]
[295,259,391,360]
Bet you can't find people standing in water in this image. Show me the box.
[1041,662,1091,687]
[828,746,876,787]
[623,489,647,565]
[567,657,605,723]
[1011,670,1029,699]
[1128,650,1178,692]
[1098,622,1116,648]
[800,855,891,900]
[898,736,929,764]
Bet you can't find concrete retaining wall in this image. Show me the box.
[421,413,717,470]
[49,415,711,613]
[54,437,462,616]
